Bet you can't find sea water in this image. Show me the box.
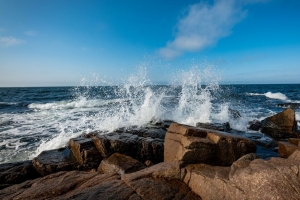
[0,67,299,164]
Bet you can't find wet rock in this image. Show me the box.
[248,120,262,131]
[32,147,80,176]
[98,153,145,175]
[93,132,139,158]
[165,123,256,166]
[228,108,241,119]
[93,132,164,164]
[278,103,300,109]
[69,137,102,169]
[207,130,257,166]
[138,137,164,163]
[0,160,40,189]
[196,122,231,132]
[278,141,299,158]
[261,108,299,139]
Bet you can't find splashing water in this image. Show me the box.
[2,64,297,164]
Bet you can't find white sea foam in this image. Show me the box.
[248,92,288,100]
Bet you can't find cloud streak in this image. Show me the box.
[24,30,38,36]
[0,36,25,47]
[159,0,264,59]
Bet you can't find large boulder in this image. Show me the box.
[92,132,164,164]
[69,137,102,169]
[98,153,145,175]
[0,161,40,189]
[261,108,299,139]
[164,123,256,166]
[182,150,300,199]
[32,147,80,176]
[278,138,300,158]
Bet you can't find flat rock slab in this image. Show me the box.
[0,161,40,189]
[0,164,200,200]
[32,147,80,176]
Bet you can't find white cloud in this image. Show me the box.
[0,36,25,47]
[24,30,38,36]
[159,0,264,59]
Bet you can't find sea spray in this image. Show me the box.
[1,66,299,164]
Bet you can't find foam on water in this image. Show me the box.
[1,65,298,164]
[248,92,288,100]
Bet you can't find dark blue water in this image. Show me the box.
[0,84,299,164]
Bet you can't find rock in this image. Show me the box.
[137,137,164,163]
[0,160,40,189]
[196,122,230,132]
[278,103,300,109]
[0,171,140,200]
[248,120,262,131]
[182,150,300,199]
[278,141,299,158]
[121,161,200,200]
[261,108,299,139]
[228,108,241,119]
[165,123,256,166]
[0,162,200,200]
[164,132,216,164]
[288,138,300,146]
[98,153,145,175]
[32,147,80,176]
[93,132,164,164]
[69,137,102,169]
[207,130,257,166]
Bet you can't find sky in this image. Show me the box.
[0,0,300,86]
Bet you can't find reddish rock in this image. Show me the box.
[168,123,207,137]
[69,137,102,169]
[278,141,299,158]
[164,123,256,166]
[121,161,200,200]
[182,150,300,199]
[98,153,145,175]
[207,130,256,166]
[288,138,300,146]
[261,108,298,139]
[164,132,216,164]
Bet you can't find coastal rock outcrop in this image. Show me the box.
[164,123,256,166]
[32,147,80,176]
[181,150,300,199]
[278,138,300,158]
[92,132,164,164]
[0,160,40,189]
[98,153,145,174]
[261,108,299,138]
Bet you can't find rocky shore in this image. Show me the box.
[1,108,300,199]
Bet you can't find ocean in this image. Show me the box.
[0,68,300,164]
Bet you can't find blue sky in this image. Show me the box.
[0,0,300,86]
